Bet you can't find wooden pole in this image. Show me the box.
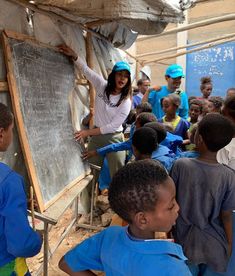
[85,32,95,129]
[137,32,235,58]
[30,186,35,230]
[144,37,235,65]
[137,14,235,42]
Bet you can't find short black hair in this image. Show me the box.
[136,112,157,127]
[108,160,168,224]
[189,99,203,113]
[0,103,13,129]
[136,102,152,113]
[223,95,235,120]
[198,113,234,152]
[144,122,167,143]
[132,127,158,155]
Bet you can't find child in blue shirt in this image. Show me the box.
[159,93,190,142]
[170,113,235,275]
[59,160,192,276]
[0,103,42,275]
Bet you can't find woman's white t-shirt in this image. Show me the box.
[75,58,131,134]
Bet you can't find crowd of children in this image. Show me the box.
[1,55,235,276]
[58,61,235,276]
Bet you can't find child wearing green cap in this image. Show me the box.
[143,64,189,120]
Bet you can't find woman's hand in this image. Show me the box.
[58,45,78,61]
[74,129,89,141]
[82,150,97,160]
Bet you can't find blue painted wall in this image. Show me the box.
[186,41,235,98]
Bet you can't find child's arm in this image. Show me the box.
[59,257,96,276]
[221,210,233,256]
[142,86,161,103]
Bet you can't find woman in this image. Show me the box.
[59,45,132,210]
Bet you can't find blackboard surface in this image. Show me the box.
[4,33,89,211]
[186,41,235,97]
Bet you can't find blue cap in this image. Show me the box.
[165,64,185,78]
[112,61,131,74]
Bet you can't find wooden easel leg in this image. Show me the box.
[43,222,49,276]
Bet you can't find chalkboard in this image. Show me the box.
[2,30,89,212]
[186,41,235,97]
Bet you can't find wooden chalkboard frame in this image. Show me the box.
[2,30,90,212]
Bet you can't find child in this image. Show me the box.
[226,87,235,98]
[160,93,190,141]
[217,95,235,170]
[188,99,202,125]
[59,160,192,276]
[207,96,223,113]
[198,76,213,99]
[170,113,235,275]
[0,103,42,275]
[132,127,158,160]
[186,99,203,151]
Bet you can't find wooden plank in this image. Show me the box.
[0,81,8,91]
[43,175,93,221]
[137,13,235,42]
[86,32,95,128]
[144,37,235,65]
[2,31,45,211]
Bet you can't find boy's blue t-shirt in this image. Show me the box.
[64,226,191,276]
[148,86,189,119]
[0,163,42,267]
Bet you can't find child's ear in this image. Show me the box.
[134,212,148,230]
[0,128,4,144]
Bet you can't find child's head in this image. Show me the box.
[195,113,234,152]
[207,96,223,113]
[135,112,157,129]
[144,122,167,143]
[137,79,151,95]
[165,64,184,92]
[161,94,181,116]
[105,61,132,106]
[222,95,235,124]
[136,102,152,115]
[226,87,235,98]
[0,103,14,152]
[189,99,203,123]
[200,76,212,99]
[132,127,158,160]
[108,160,179,233]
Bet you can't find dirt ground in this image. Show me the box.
[28,208,103,276]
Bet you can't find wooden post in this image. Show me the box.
[85,32,95,129]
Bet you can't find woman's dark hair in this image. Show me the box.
[105,71,132,106]
[0,103,13,129]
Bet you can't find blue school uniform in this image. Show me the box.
[152,145,175,172]
[161,132,183,154]
[64,226,191,276]
[159,116,190,139]
[148,86,189,119]
[0,163,42,274]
